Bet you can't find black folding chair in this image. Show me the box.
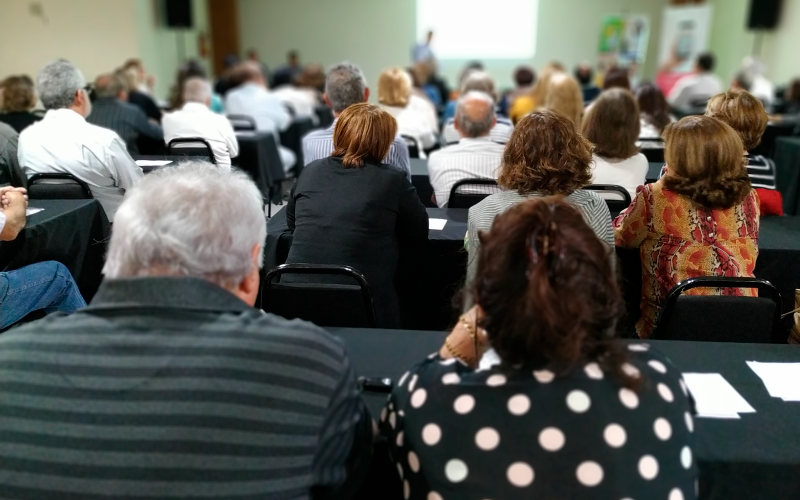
[448,178,501,209]
[314,105,334,129]
[639,143,665,163]
[28,173,93,200]
[167,138,215,164]
[401,135,420,159]
[583,184,632,215]
[226,115,257,132]
[261,264,378,328]
[651,276,783,343]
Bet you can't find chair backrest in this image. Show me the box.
[583,184,632,215]
[448,178,501,209]
[262,264,378,328]
[640,144,665,163]
[168,137,216,164]
[651,276,783,343]
[401,135,420,159]
[27,173,93,200]
[314,105,334,129]
[227,115,257,132]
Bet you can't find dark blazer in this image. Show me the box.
[286,156,429,327]
[86,98,163,155]
[0,111,41,133]
[128,90,162,123]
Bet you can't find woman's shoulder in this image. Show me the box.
[468,191,524,224]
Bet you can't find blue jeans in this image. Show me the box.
[0,261,87,329]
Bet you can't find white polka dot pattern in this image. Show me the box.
[638,455,659,480]
[684,412,694,432]
[576,461,604,487]
[398,371,410,387]
[445,459,469,482]
[654,418,672,441]
[440,358,457,366]
[679,378,688,396]
[486,374,507,387]
[427,492,443,500]
[422,424,441,445]
[669,488,684,500]
[507,462,534,487]
[533,369,554,383]
[408,374,419,392]
[380,407,387,422]
[507,394,530,416]
[648,360,667,374]
[622,363,641,378]
[628,343,649,351]
[566,390,591,413]
[538,427,565,452]
[442,373,461,385]
[658,383,674,403]
[389,412,397,429]
[604,423,627,448]
[619,388,639,409]
[408,451,420,472]
[454,394,475,414]
[403,479,410,499]
[681,446,692,469]
[396,431,404,447]
[397,463,403,479]
[584,362,604,380]
[475,428,500,451]
[411,389,427,408]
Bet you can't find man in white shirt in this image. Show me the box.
[441,72,513,145]
[225,62,295,173]
[428,91,505,207]
[18,60,143,222]
[667,53,723,108]
[163,78,239,169]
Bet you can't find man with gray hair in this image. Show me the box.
[19,60,143,221]
[427,91,504,207]
[0,162,373,498]
[163,77,239,168]
[442,71,514,145]
[302,62,411,180]
[87,70,163,155]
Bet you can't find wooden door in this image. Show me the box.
[208,0,240,77]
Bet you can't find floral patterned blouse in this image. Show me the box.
[614,181,760,338]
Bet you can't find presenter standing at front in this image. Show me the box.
[413,31,435,63]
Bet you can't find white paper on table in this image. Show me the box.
[746,361,800,401]
[135,160,173,167]
[429,218,447,230]
[682,372,756,419]
[25,207,44,216]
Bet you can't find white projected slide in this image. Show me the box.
[416,0,539,59]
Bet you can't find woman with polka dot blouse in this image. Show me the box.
[380,197,697,500]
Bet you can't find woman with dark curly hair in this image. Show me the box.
[466,109,613,282]
[0,75,41,133]
[381,197,697,500]
[615,115,759,337]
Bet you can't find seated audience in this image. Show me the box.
[169,60,224,113]
[738,56,775,106]
[225,62,296,172]
[19,60,143,221]
[302,62,411,179]
[705,88,781,215]
[0,163,372,497]
[286,103,428,328]
[122,67,162,122]
[442,61,485,122]
[615,116,759,338]
[378,67,438,152]
[667,52,722,108]
[245,48,271,85]
[272,50,303,87]
[543,73,584,127]
[602,66,632,91]
[582,88,648,199]
[0,75,42,133]
[500,65,536,115]
[87,71,164,155]
[442,71,514,145]
[0,122,26,187]
[428,91,504,207]
[636,82,674,139]
[409,61,442,108]
[467,110,613,282]
[382,196,697,500]
[123,58,155,95]
[1,186,86,329]
[575,61,600,102]
[510,61,565,124]
[162,77,239,169]
[784,78,800,114]
[272,64,325,121]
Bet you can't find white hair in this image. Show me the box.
[325,62,367,113]
[103,162,266,289]
[37,60,86,110]
[183,77,212,104]
[455,91,496,138]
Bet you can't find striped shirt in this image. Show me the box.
[87,98,163,155]
[427,137,505,207]
[746,154,777,189]
[0,276,372,500]
[442,116,514,145]
[466,190,614,282]
[302,121,412,181]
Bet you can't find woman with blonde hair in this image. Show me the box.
[543,73,585,127]
[285,103,428,327]
[0,75,41,133]
[509,61,565,124]
[378,67,438,150]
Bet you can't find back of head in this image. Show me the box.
[94,71,127,99]
[785,78,800,104]
[182,77,212,105]
[332,103,397,167]
[458,62,485,87]
[602,67,631,91]
[635,82,671,132]
[663,115,751,209]
[0,75,37,112]
[732,70,753,92]
[514,66,536,88]
[499,109,593,195]
[122,68,139,93]
[240,62,265,84]
[295,64,325,92]
[103,162,266,291]
[473,196,630,379]
[378,67,412,107]
[697,52,715,72]
[530,63,564,106]
[455,91,496,138]
[705,89,767,151]
[543,73,584,127]
[574,63,593,86]
[325,62,367,114]
[460,71,497,102]
[582,88,640,159]
[36,60,85,110]
[410,61,433,88]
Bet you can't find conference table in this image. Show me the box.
[774,136,800,215]
[328,327,800,500]
[0,199,110,301]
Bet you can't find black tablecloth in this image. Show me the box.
[774,136,800,215]
[234,131,285,202]
[0,199,109,300]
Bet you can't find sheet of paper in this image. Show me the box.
[747,361,800,401]
[682,373,756,419]
[429,218,447,230]
[135,160,173,167]
[25,207,44,216]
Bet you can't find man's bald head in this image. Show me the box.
[183,77,212,106]
[454,91,496,138]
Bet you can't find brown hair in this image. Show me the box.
[635,82,671,134]
[0,75,37,112]
[602,67,631,90]
[471,196,635,386]
[705,89,768,151]
[785,78,800,103]
[582,88,641,159]
[663,115,752,209]
[543,73,584,127]
[332,103,397,167]
[377,68,411,107]
[499,109,593,195]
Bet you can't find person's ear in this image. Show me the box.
[205,96,212,107]
[234,243,262,307]
[323,93,332,109]
[364,87,370,102]
[453,116,460,131]
[491,116,497,128]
